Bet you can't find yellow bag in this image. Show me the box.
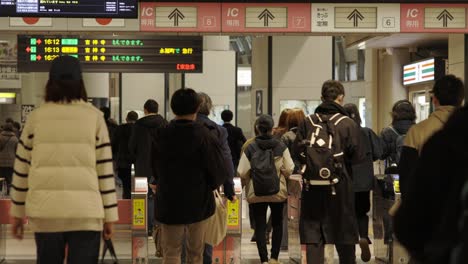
[204,190,227,246]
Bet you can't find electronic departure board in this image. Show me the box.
[0,0,137,18]
[17,35,203,73]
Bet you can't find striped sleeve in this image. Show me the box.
[10,117,34,218]
[96,116,119,223]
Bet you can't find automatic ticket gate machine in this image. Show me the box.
[213,178,243,264]
[132,177,149,264]
[287,175,304,264]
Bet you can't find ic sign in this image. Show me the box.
[140,2,221,32]
[401,4,468,33]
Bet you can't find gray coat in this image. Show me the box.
[0,131,18,168]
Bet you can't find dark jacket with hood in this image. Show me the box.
[380,119,414,166]
[154,119,227,224]
[394,106,468,264]
[112,122,135,169]
[294,101,364,244]
[129,114,168,179]
[197,114,235,200]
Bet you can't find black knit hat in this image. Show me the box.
[256,114,274,134]
[49,56,82,81]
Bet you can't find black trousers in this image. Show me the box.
[35,231,101,264]
[306,242,356,264]
[0,167,13,195]
[118,167,132,199]
[355,191,371,241]
[251,202,284,263]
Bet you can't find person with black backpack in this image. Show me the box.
[238,114,294,264]
[380,100,416,173]
[293,80,364,264]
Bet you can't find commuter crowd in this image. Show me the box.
[2,55,467,264]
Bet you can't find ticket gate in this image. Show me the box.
[287,175,303,264]
[213,178,243,264]
[373,174,410,264]
[132,177,149,264]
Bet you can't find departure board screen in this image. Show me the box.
[17,35,203,73]
[0,0,137,18]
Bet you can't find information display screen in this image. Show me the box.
[0,0,137,18]
[17,35,203,73]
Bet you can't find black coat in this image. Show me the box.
[222,123,246,168]
[352,127,383,192]
[394,106,468,264]
[380,120,414,165]
[294,101,364,244]
[154,119,228,225]
[112,123,135,169]
[197,115,235,199]
[129,114,168,179]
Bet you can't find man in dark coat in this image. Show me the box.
[196,93,236,264]
[154,88,227,264]
[129,99,168,233]
[112,111,138,199]
[294,80,364,264]
[394,105,468,264]
[221,109,246,169]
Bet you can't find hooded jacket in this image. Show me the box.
[129,114,167,179]
[294,101,364,244]
[0,131,18,168]
[154,119,228,225]
[238,135,294,204]
[399,105,457,197]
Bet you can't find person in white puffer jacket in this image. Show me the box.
[10,56,118,264]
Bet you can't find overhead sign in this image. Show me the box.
[401,4,468,33]
[403,58,445,86]
[17,35,203,73]
[312,4,400,32]
[425,8,466,29]
[222,3,311,33]
[0,0,137,18]
[335,7,377,28]
[140,2,221,32]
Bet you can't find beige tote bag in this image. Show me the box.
[205,190,227,246]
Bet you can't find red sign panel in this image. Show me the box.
[221,3,311,33]
[401,4,468,33]
[140,2,221,32]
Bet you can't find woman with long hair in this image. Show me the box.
[344,103,383,262]
[273,108,292,138]
[10,56,118,263]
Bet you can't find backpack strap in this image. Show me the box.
[389,126,402,137]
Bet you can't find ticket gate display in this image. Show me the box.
[132,177,149,264]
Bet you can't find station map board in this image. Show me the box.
[0,0,137,18]
[17,35,203,73]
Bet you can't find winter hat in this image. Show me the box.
[256,114,274,134]
[49,56,82,81]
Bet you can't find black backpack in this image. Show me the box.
[249,143,280,196]
[301,113,348,195]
